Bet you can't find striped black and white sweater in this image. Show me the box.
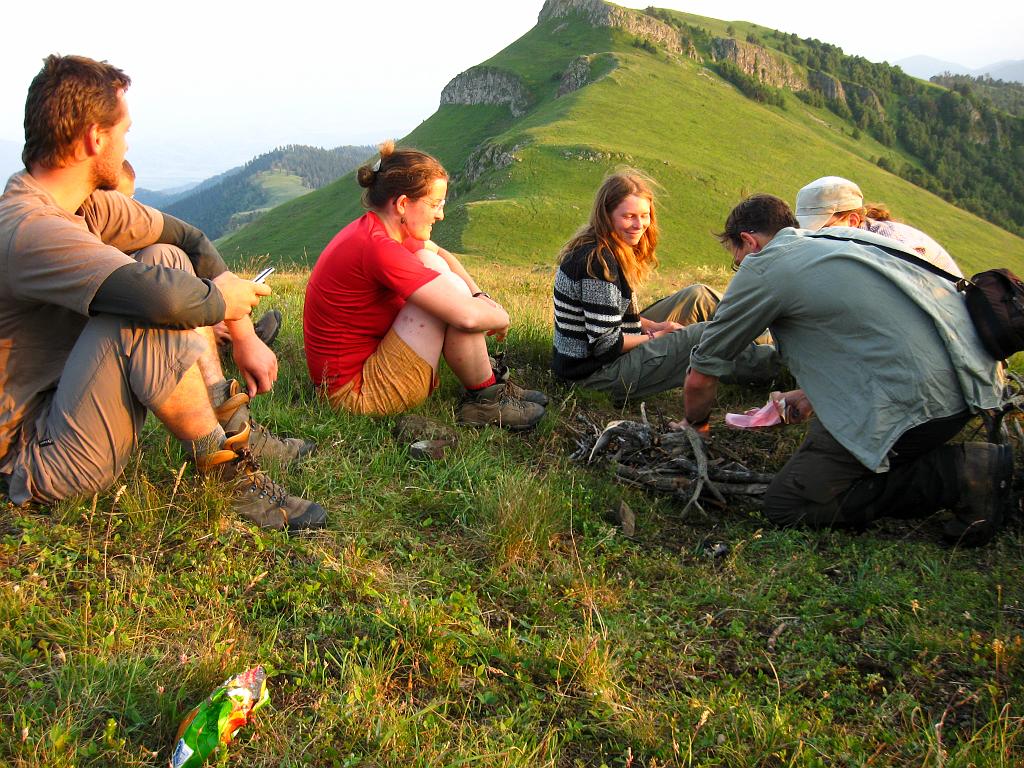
[552,243,642,380]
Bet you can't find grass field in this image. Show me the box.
[3,266,1022,767]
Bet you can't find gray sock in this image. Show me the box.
[184,425,227,459]
[207,379,232,407]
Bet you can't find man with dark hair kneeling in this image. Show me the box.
[0,54,324,530]
[680,194,1010,545]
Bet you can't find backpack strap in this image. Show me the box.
[807,231,972,291]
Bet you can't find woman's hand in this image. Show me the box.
[649,320,684,335]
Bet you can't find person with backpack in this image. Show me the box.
[680,193,1009,545]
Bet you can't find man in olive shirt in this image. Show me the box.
[0,54,324,530]
[682,194,1009,545]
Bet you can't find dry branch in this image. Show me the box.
[576,417,776,508]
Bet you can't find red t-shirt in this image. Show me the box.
[303,212,440,390]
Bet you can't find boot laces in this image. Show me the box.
[236,448,289,503]
[503,379,527,399]
[498,388,529,412]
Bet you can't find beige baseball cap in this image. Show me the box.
[795,176,864,230]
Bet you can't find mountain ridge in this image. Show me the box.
[163,144,373,240]
[218,0,1024,276]
[896,55,1024,84]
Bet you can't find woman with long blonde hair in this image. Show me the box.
[551,170,778,402]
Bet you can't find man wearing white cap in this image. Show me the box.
[795,175,963,276]
[681,194,1009,546]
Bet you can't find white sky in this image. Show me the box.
[2,0,1020,188]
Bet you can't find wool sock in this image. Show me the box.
[183,425,227,460]
[207,379,233,407]
[466,373,497,392]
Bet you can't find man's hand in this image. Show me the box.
[774,389,814,424]
[226,318,278,396]
[213,271,270,321]
[683,369,720,427]
[667,417,711,436]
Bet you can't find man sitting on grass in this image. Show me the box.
[0,54,324,530]
[681,194,1009,546]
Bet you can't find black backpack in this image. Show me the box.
[809,232,1024,362]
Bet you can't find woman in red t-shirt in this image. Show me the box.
[303,142,546,430]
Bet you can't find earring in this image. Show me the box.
[400,216,405,224]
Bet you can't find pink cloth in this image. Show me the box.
[725,395,787,429]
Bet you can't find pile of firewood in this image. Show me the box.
[568,410,775,515]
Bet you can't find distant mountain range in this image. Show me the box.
[895,56,1024,83]
[219,0,1023,276]
[156,144,374,240]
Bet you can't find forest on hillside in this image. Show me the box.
[645,9,1024,237]
[165,144,373,239]
[930,73,1024,117]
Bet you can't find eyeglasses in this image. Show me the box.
[420,197,446,212]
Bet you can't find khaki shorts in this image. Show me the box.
[328,328,437,416]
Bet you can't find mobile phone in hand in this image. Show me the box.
[252,267,275,284]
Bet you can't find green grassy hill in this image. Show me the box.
[219,3,1024,278]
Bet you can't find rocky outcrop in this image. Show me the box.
[807,69,885,119]
[460,142,524,183]
[710,37,804,91]
[440,67,530,117]
[843,82,885,118]
[539,0,682,54]
[808,70,845,102]
[558,55,592,97]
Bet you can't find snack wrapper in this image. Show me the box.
[170,666,270,768]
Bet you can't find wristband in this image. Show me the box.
[472,291,490,299]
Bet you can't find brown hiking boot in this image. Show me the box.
[457,383,545,431]
[944,442,1013,547]
[253,309,282,347]
[488,355,549,406]
[196,423,326,530]
[503,378,550,407]
[214,380,315,465]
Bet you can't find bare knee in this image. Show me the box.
[416,250,471,296]
[417,249,449,273]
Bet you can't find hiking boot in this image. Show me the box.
[214,380,315,465]
[196,424,326,530]
[503,378,550,407]
[253,309,283,348]
[944,442,1013,547]
[488,355,549,406]
[457,383,545,431]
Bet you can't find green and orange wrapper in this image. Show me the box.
[169,666,270,768]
